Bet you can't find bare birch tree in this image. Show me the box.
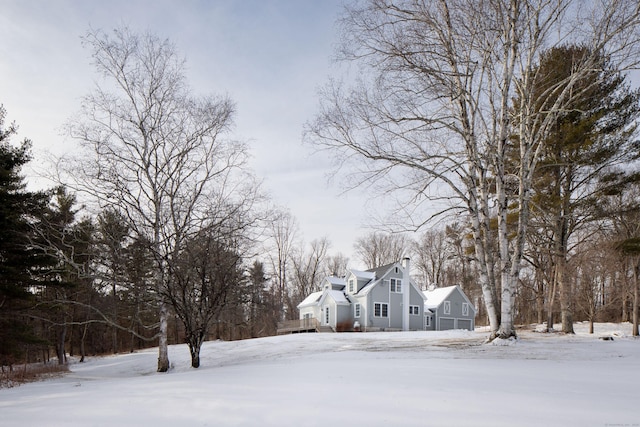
[60,27,253,371]
[306,0,640,339]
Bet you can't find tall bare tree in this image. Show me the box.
[306,0,640,339]
[267,210,299,320]
[412,228,450,288]
[290,237,330,303]
[353,231,409,269]
[60,27,254,371]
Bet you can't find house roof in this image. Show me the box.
[297,291,323,309]
[423,286,457,309]
[349,269,376,281]
[319,289,351,306]
[366,262,397,279]
[326,276,346,286]
[423,285,475,312]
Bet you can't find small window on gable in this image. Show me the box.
[395,267,399,274]
[354,303,361,318]
[462,302,469,316]
[444,301,451,315]
[348,279,355,293]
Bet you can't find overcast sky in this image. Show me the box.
[0,0,381,261]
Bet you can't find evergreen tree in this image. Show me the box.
[0,106,55,365]
[525,46,640,333]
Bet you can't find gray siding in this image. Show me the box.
[424,313,435,331]
[367,281,390,329]
[408,282,425,330]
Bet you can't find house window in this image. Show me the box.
[390,278,402,293]
[374,302,388,317]
[409,305,420,315]
[425,316,431,327]
[462,303,469,316]
[348,279,355,293]
[324,306,330,324]
[354,303,361,318]
[444,301,451,315]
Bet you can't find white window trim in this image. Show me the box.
[354,303,361,318]
[348,279,355,293]
[462,302,469,316]
[374,302,389,318]
[443,301,451,315]
[390,278,402,293]
[324,306,330,324]
[409,305,420,315]
[425,315,431,327]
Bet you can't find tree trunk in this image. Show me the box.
[536,277,545,325]
[633,258,639,337]
[558,257,574,334]
[469,196,500,335]
[56,325,67,365]
[79,322,89,363]
[157,300,170,372]
[547,265,558,332]
[112,282,118,354]
[188,334,204,369]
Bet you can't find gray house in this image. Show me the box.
[423,285,476,331]
[299,258,458,332]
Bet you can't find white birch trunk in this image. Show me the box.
[157,299,170,372]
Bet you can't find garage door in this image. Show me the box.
[457,319,472,331]
[439,318,455,330]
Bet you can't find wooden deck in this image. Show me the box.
[276,318,334,334]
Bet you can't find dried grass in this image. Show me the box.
[1,363,69,388]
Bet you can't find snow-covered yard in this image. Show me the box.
[1,323,638,427]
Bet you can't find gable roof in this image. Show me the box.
[326,276,346,287]
[366,262,397,279]
[423,285,475,312]
[297,291,323,309]
[348,269,376,281]
[319,289,351,306]
[423,286,456,309]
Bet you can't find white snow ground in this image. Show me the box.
[1,322,638,427]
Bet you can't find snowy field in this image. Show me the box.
[1,323,638,427]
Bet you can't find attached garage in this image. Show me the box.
[424,285,477,331]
